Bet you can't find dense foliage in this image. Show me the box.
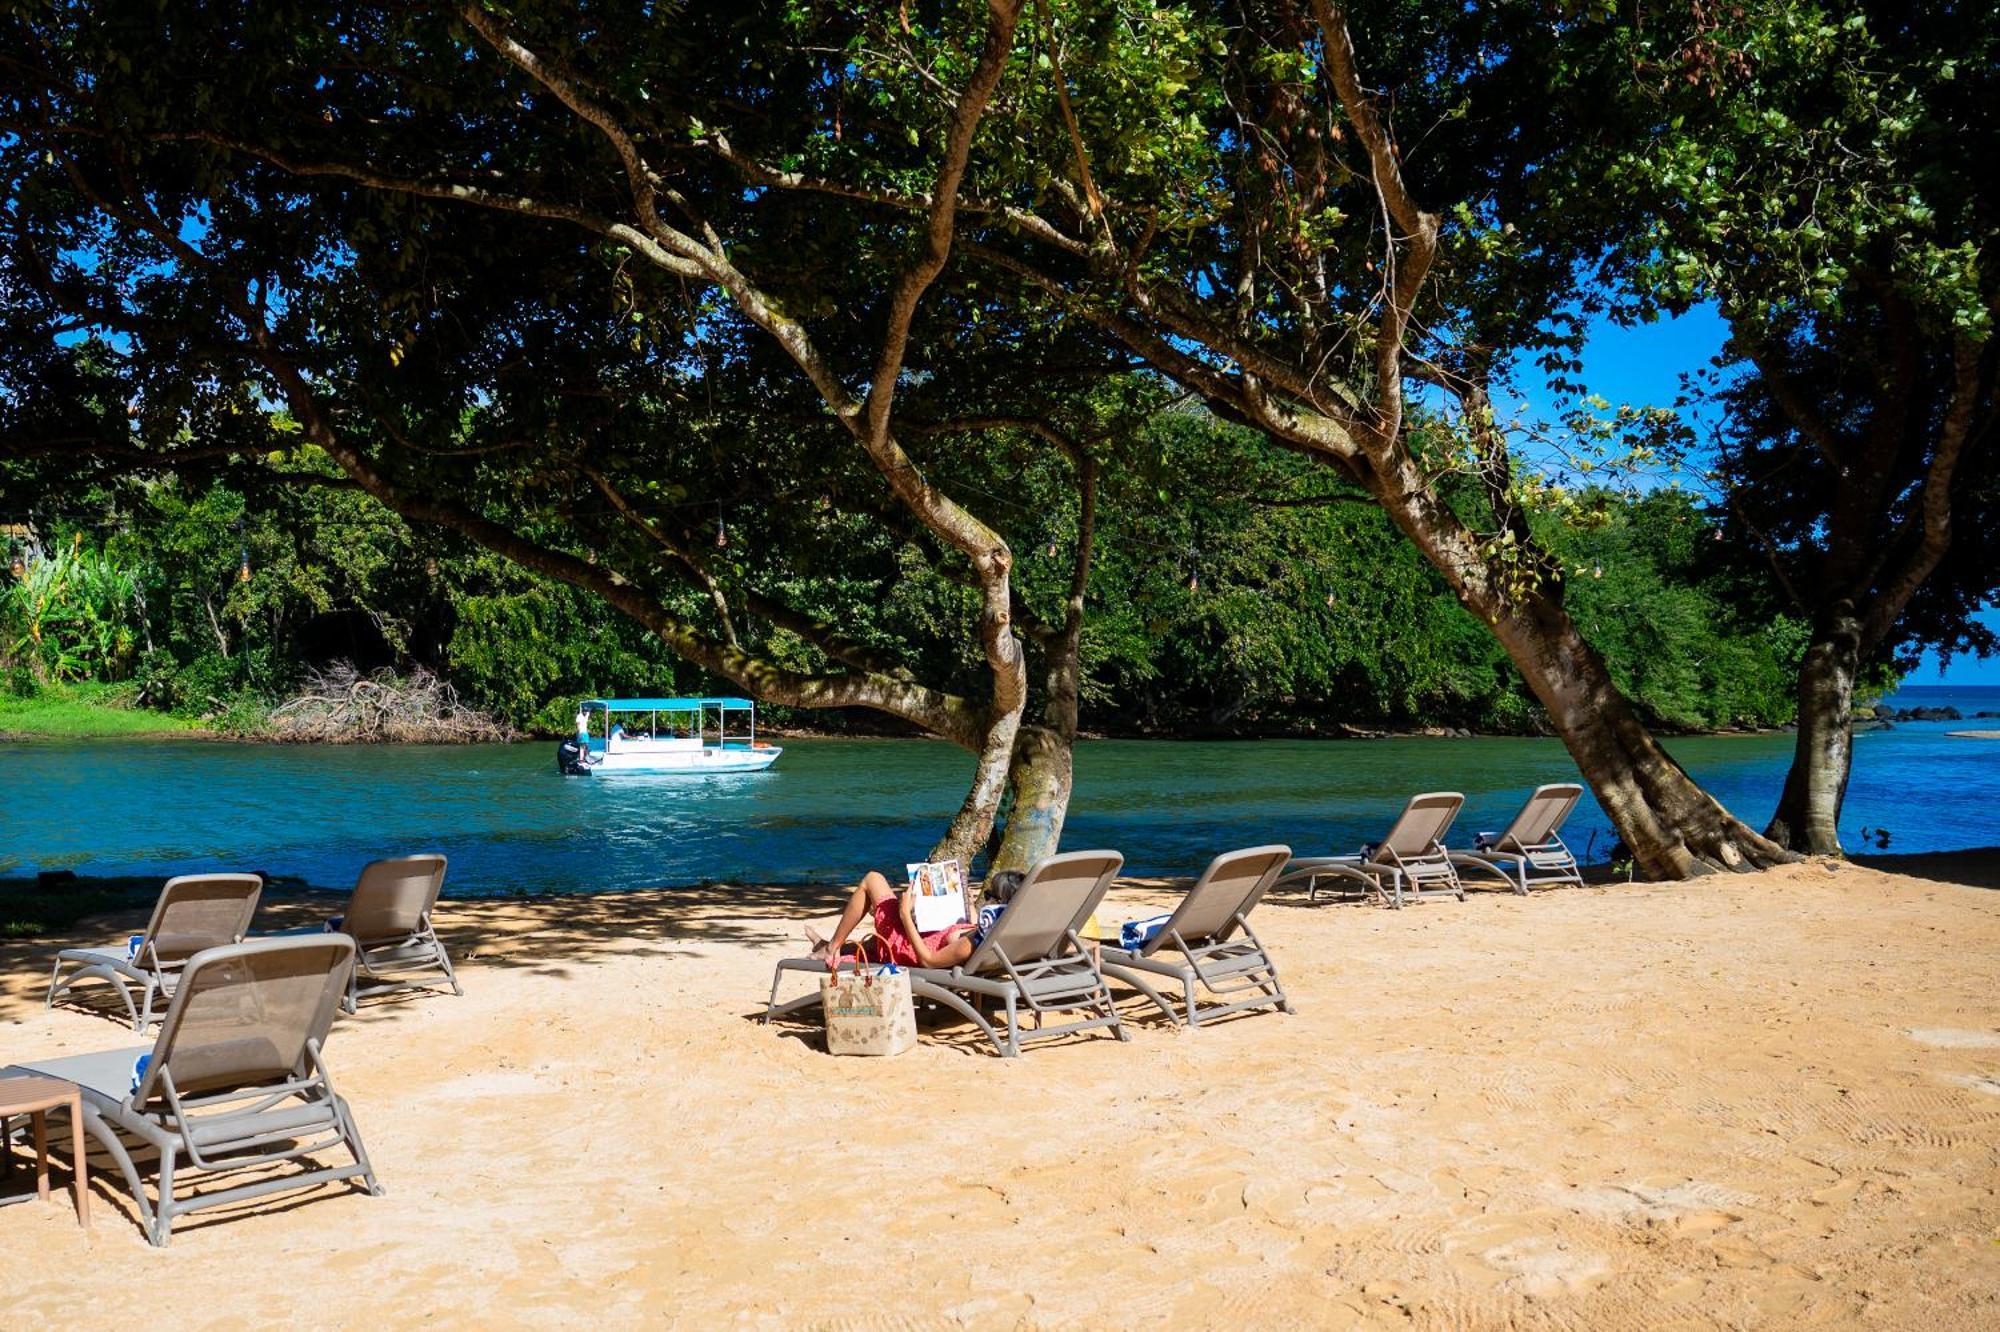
[4,404,1804,736]
[5,0,1969,873]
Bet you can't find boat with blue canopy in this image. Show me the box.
[556,697,781,775]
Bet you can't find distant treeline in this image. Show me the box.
[4,426,1816,739]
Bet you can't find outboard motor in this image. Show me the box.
[556,737,595,776]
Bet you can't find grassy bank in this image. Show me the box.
[0,682,208,740]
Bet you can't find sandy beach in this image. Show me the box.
[2,855,1997,1329]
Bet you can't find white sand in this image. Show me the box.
[2,855,1998,1327]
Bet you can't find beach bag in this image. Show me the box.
[819,949,917,1057]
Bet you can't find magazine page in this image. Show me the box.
[905,859,968,933]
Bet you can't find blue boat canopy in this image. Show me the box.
[582,697,755,711]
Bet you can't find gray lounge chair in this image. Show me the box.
[1100,844,1293,1028]
[7,936,382,1247]
[1449,783,1586,894]
[908,850,1127,1058]
[1276,791,1467,908]
[330,854,458,1013]
[764,851,1128,1058]
[47,873,263,1030]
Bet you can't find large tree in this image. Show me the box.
[15,0,1965,879]
[0,0,1118,863]
[1576,1,1999,855]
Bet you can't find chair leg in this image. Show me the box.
[32,1108,49,1202]
[150,1147,177,1248]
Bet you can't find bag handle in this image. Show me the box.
[832,937,877,982]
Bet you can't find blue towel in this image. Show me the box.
[130,1053,150,1095]
[126,933,145,960]
[1119,913,1172,951]
[1475,831,1499,850]
[970,902,1006,949]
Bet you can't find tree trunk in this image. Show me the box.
[929,703,1025,865]
[1482,588,1796,878]
[990,723,1073,870]
[1765,614,1860,856]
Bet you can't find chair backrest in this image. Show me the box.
[1375,792,1464,861]
[1502,783,1583,849]
[962,850,1123,975]
[1148,845,1291,953]
[342,854,449,944]
[142,874,264,964]
[138,936,354,1104]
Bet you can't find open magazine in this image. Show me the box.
[905,859,968,934]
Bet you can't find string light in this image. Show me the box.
[715,506,728,550]
[237,545,252,583]
[1046,540,1058,558]
[1187,571,1199,592]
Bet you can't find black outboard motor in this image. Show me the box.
[556,737,595,776]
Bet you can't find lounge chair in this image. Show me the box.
[7,936,383,1247]
[47,873,263,1030]
[1275,791,1467,908]
[1449,783,1586,894]
[763,851,1128,1058]
[328,854,458,1014]
[1100,844,1293,1028]
[907,850,1127,1058]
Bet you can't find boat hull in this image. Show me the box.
[586,744,781,775]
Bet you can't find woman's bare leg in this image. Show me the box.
[822,872,895,962]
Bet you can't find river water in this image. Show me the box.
[3,686,1994,895]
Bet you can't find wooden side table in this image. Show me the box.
[0,1075,90,1232]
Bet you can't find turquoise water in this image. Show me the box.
[2,684,1992,895]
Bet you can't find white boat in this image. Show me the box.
[556,697,781,775]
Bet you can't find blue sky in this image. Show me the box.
[1550,308,1999,686]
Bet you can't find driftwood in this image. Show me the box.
[266,663,513,744]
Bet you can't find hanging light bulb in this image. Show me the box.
[237,545,252,583]
[715,512,728,549]
[1324,592,1335,607]
[1046,540,1058,558]
[1187,571,1199,592]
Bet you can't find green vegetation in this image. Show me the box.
[0,681,203,740]
[5,0,1982,871]
[5,422,1803,739]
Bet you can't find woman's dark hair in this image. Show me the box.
[981,869,1026,905]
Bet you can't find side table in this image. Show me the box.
[0,1074,91,1231]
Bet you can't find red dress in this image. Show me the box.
[869,895,972,966]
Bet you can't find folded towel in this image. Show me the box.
[1475,831,1499,850]
[130,1053,150,1096]
[970,902,1006,949]
[1119,913,1172,951]
[126,933,145,960]
[325,916,344,933]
